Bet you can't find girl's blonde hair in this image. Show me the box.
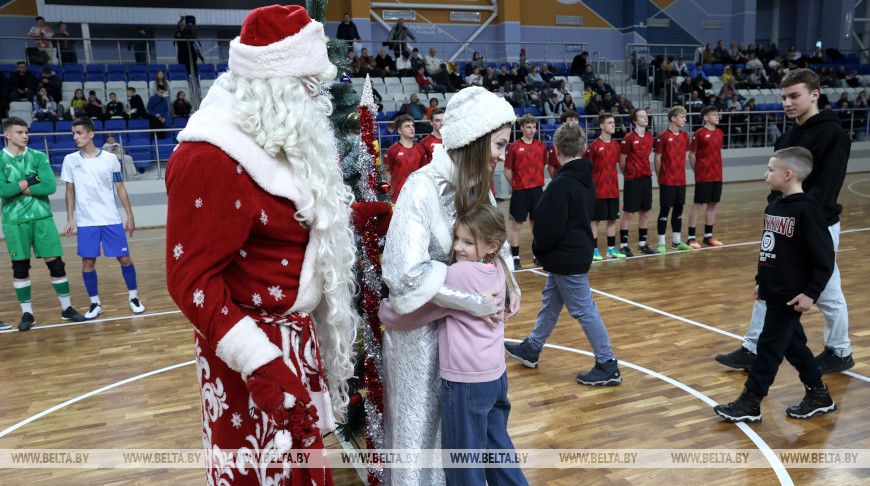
[452,205,517,295]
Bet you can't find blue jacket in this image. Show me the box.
[147,94,169,119]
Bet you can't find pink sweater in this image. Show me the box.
[378,260,507,383]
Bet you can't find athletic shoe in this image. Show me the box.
[532,257,539,266]
[606,248,627,259]
[61,306,86,322]
[84,303,103,320]
[656,244,667,254]
[672,241,693,251]
[786,384,837,419]
[513,257,522,271]
[504,339,541,368]
[592,249,603,261]
[714,388,762,423]
[620,246,634,258]
[814,347,854,374]
[638,244,657,255]
[715,346,756,371]
[18,312,35,332]
[704,237,724,246]
[130,298,146,314]
[0,321,11,330]
[577,359,622,386]
[687,239,702,249]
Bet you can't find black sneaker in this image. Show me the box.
[714,388,762,423]
[814,347,854,374]
[577,359,622,386]
[0,321,11,331]
[638,244,657,255]
[513,257,522,270]
[504,339,541,368]
[715,346,756,371]
[620,246,634,258]
[61,306,86,322]
[19,312,35,331]
[786,384,837,419]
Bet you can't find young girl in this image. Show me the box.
[67,89,86,120]
[379,204,528,486]
[153,69,169,93]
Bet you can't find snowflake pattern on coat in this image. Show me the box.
[194,289,205,308]
[235,199,242,210]
[195,197,203,208]
[252,293,262,307]
[173,244,184,260]
[268,286,284,302]
[260,210,268,226]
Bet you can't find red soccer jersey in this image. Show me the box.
[505,138,547,190]
[384,141,425,202]
[583,137,621,199]
[619,130,654,180]
[546,144,561,174]
[655,129,690,186]
[689,126,724,182]
[418,134,442,166]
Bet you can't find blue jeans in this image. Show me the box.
[441,373,528,486]
[529,272,615,362]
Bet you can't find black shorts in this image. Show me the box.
[509,186,543,222]
[659,184,687,208]
[694,181,722,204]
[623,176,652,213]
[592,198,620,221]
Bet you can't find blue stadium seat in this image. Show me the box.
[64,72,84,83]
[55,120,73,133]
[30,121,54,133]
[198,64,216,80]
[126,143,154,168]
[92,120,103,131]
[63,64,84,73]
[128,71,147,81]
[375,111,386,121]
[167,69,188,82]
[128,118,149,130]
[0,64,17,75]
[28,135,52,152]
[104,119,127,132]
[528,107,542,117]
[127,64,146,74]
[154,138,176,161]
[172,118,188,129]
[513,108,524,115]
[217,63,229,74]
[148,64,168,80]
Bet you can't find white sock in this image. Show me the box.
[58,294,72,309]
[20,301,33,314]
[673,232,682,244]
[704,232,713,238]
[639,241,647,247]
[658,235,666,246]
[90,296,102,305]
[129,289,138,299]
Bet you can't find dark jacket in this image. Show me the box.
[532,158,595,275]
[9,70,38,95]
[756,193,834,303]
[336,21,360,42]
[772,109,850,225]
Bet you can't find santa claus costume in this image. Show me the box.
[165,6,359,485]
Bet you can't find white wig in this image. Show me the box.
[215,69,359,420]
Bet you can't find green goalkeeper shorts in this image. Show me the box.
[3,218,63,260]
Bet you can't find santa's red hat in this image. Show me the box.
[228,4,335,80]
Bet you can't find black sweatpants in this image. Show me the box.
[745,301,824,397]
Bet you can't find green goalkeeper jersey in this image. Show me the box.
[0,147,57,225]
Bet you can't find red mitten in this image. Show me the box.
[351,201,393,237]
[245,358,312,413]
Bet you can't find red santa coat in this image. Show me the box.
[166,86,339,486]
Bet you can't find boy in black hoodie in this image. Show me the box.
[716,68,854,375]
[504,124,622,386]
[714,147,835,423]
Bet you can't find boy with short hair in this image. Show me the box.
[654,106,694,252]
[383,114,424,202]
[618,108,656,257]
[687,105,725,248]
[504,113,547,269]
[545,111,581,178]
[61,117,145,319]
[714,147,835,423]
[1,117,86,330]
[506,123,621,386]
[586,113,626,260]
[418,108,444,165]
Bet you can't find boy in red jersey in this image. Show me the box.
[546,111,580,178]
[505,113,547,269]
[418,108,444,165]
[654,106,694,253]
[687,105,725,248]
[618,108,656,257]
[586,113,626,260]
[383,114,425,202]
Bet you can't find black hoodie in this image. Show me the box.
[532,158,595,275]
[773,109,850,225]
[756,193,834,304]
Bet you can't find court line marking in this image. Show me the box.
[0,310,183,334]
[846,178,870,198]
[505,339,793,486]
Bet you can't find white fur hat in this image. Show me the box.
[441,87,516,150]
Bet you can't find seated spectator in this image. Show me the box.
[845,69,862,88]
[147,87,169,137]
[358,48,385,78]
[571,50,589,75]
[8,61,37,101]
[84,90,104,120]
[539,63,556,87]
[661,56,675,72]
[855,90,868,109]
[528,86,542,109]
[744,53,763,72]
[538,84,552,105]
[727,93,741,111]
[127,86,147,119]
[66,88,86,120]
[465,66,483,87]
[592,78,616,98]
[496,64,512,90]
[482,65,500,91]
[409,48,425,73]
[425,97,440,119]
[173,91,192,118]
[543,92,563,123]
[398,93,426,120]
[345,50,360,77]
[713,40,729,63]
[611,107,628,140]
[526,65,544,90]
[448,63,467,92]
[737,42,750,62]
[554,79,570,101]
[414,66,447,95]
[32,86,58,122]
[816,66,833,87]
[714,92,730,112]
[702,43,718,64]
[673,57,690,77]
[423,48,441,76]
[513,51,531,78]
[601,91,617,112]
[834,92,849,109]
[720,66,735,85]
[509,82,531,109]
[103,134,138,180]
[105,92,127,120]
[468,51,485,74]
[374,47,396,76]
[767,55,783,71]
[677,76,694,103]
[755,43,768,62]
[834,65,847,86]
[727,41,741,63]
[38,65,61,102]
[719,79,740,99]
[396,50,414,77]
[580,64,596,87]
[732,66,748,88]
[616,93,635,115]
[838,101,854,134]
[585,93,604,115]
[153,69,169,94]
[561,92,576,112]
[494,85,508,100]
[785,45,801,66]
[768,65,785,85]
[432,63,454,92]
[767,43,780,61]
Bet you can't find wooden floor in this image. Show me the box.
[1,174,870,485]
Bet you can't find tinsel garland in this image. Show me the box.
[357,75,385,486]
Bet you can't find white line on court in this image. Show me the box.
[0,310,183,334]
[847,178,870,198]
[505,339,794,486]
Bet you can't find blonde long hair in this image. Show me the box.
[447,123,511,216]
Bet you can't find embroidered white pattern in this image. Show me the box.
[260,210,268,225]
[195,198,203,208]
[236,164,243,174]
[281,259,289,266]
[193,289,205,308]
[252,293,262,307]
[235,199,241,210]
[239,249,247,258]
[220,306,228,315]
[231,412,243,430]
[173,243,184,260]
[268,285,285,302]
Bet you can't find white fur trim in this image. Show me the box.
[215,315,282,377]
[274,430,293,450]
[288,233,322,314]
[441,86,516,150]
[228,22,334,81]
[310,385,337,432]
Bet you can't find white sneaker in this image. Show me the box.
[85,303,103,320]
[129,297,145,314]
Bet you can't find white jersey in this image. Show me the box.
[60,149,123,227]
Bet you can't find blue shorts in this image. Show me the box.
[77,224,130,258]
